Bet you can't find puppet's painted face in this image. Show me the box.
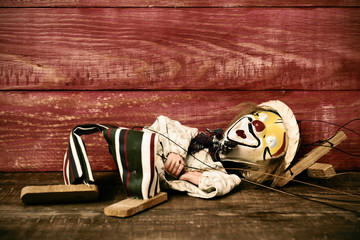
[223,111,288,164]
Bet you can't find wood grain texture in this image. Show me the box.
[307,163,336,179]
[0,8,359,90]
[0,91,359,172]
[1,0,360,7]
[104,192,168,218]
[1,172,360,240]
[20,184,99,204]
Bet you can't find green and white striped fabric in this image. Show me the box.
[63,124,160,200]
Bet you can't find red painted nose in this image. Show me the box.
[252,120,265,132]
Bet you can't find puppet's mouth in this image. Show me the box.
[225,116,261,148]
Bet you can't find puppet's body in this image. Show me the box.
[64,100,300,199]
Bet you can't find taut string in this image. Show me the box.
[141,119,360,214]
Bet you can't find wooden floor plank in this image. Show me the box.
[0,8,359,90]
[0,172,359,240]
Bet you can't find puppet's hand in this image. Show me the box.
[165,153,185,178]
[179,171,202,186]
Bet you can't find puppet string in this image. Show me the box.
[186,164,360,214]
[299,118,360,137]
[184,164,360,214]
[145,125,359,192]
[142,125,360,212]
[146,126,360,199]
[299,118,360,157]
[186,165,360,200]
[240,178,360,215]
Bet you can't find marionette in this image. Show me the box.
[62,100,300,199]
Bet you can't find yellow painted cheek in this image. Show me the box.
[270,132,288,156]
[265,125,287,156]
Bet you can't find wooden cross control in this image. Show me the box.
[276,131,347,187]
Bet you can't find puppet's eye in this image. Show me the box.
[266,135,277,148]
[258,112,268,122]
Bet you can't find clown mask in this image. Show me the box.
[220,110,289,165]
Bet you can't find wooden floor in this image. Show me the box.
[0,172,359,239]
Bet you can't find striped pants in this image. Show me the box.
[63,124,160,200]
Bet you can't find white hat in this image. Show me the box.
[259,100,300,169]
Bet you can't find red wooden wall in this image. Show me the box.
[0,1,359,172]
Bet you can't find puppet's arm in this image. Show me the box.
[196,170,240,197]
[179,171,202,185]
[166,168,241,199]
[164,152,185,178]
[163,152,205,186]
[148,116,201,183]
[164,152,202,185]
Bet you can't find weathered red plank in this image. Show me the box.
[0,8,359,90]
[1,0,359,7]
[0,91,359,172]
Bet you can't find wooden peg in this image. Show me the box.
[276,131,347,187]
[21,184,99,204]
[104,192,168,218]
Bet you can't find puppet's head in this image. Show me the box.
[221,100,300,171]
